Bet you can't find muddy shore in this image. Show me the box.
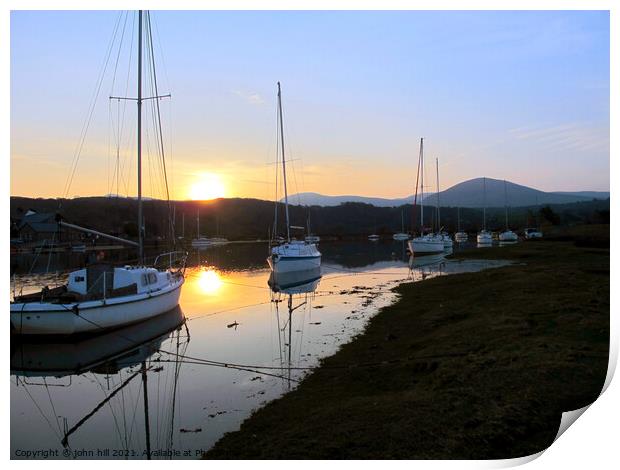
[205,227,609,459]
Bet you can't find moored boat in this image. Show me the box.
[11,10,186,335]
[476,177,492,245]
[454,207,468,242]
[407,138,444,255]
[267,83,321,274]
[393,210,409,240]
[499,230,518,242]
[11,261,184,336]
[499,179,519,243]
[409,234,444,254]
[476,230,493,244]
[524,228,543,239]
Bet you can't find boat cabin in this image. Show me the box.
[68,265,172,297]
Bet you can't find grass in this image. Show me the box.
[204,225,609,459]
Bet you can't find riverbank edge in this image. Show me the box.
[204,236,609,459]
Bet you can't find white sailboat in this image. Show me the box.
[454,207,468,242]
[191,209,212,248]
[499,179,518,242]
[11,11,186,335]
[392,210,409,240]
[207,213,229,244]
[434,158,453,249]
[305,211,320,243]
[476,177,493,245]
[408,138,444,255]
[268,83,321,274]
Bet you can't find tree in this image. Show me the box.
[539,206,560,225]
[123,221,138,238]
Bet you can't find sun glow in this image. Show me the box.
[197,268,224,295]
[189,173,226,200]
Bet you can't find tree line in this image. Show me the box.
[10,195,610,242]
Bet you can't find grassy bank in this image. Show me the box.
[205,226,609,459]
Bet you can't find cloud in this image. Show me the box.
[508,122,609,154]
[231,89,264,105]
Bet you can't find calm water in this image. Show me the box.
[10,240,507,459]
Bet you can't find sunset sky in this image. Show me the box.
[10,10,609,201]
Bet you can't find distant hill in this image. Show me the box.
[283,192,417,207]
[550,191,611,200]
[422,178,609,208]
[286,181,608,208]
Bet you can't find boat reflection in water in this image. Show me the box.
[409,252,446,269]
[11,307,190,457]
[498,240,518,247]
[268,267,322,389]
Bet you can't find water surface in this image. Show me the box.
[10,240,507,459]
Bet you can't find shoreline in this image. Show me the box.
[205,229,609,459]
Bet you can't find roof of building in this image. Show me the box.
[17,211,57,230]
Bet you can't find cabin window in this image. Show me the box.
[148,273,157,284]
[141,274,149,286]
[74,276,85,282]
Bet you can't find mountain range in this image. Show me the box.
[287,178,609,208]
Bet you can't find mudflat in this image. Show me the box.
[205,226,609,459]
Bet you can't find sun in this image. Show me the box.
[189,173,226,200]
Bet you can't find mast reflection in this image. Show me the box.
[268,268,322,389]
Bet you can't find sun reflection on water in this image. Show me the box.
[196,268,223,294]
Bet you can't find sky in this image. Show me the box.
[10,10,610,201]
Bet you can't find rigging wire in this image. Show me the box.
[16,376,64,442]
[63,11,124,200]
[146,11,175,245]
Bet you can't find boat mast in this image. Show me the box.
[482,177,487,231]
[436,157,440,232]
[277,82,290,242]
[141,361,151,460]
[137,10,144,263]
[420,138,424,235]
[504,179,509,230]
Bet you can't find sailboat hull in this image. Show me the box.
[477,232,493,244]
[499,231,518,242]
[268,242,321,273]
[10,277,184,336]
